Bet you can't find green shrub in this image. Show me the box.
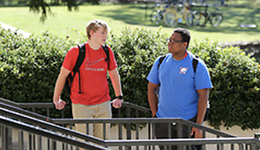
[256,58,260,64]
[1,26,260,130]
[0,27,75,118]
[190,39,260,130]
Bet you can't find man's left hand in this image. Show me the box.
[191,127,203,138]
[111,99,123,108]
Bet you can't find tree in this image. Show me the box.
[29,0,78,22]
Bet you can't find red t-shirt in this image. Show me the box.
[62,43,117,105]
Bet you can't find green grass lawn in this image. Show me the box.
[0,3,259,44]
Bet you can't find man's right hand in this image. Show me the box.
[53,99,66,110]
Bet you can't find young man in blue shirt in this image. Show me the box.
[147,28,213,150]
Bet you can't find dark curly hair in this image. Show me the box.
[173,28,191,49]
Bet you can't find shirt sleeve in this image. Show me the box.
[195,60,213,90]
[62,46,79,71]
[147,57,160,85]
[107,46,117,71]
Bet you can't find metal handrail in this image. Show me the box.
[0,106,105,145]
[1,97,260,149]
[0,101,51,122]
[0,97,151,118]
[0,97,235,138]
[0,115,108,150]
[122,101,151,113]
[52,118,235,138]
[105,137,260,147]
[2,111,259,149]
[0,104,238,148]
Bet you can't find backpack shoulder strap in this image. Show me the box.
[192,55,209,121]
[73,43,86,74]
[65,43,86,94]
[75,43,86,93]
[157,54,199,73]
[158,54,167,69]
[101,45,109,69]
[192,55,199,73]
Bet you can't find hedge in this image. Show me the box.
[190,39,260,130]
[0,28,74,118]
[1,26,260,130]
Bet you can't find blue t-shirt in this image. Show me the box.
[147,52,213,120]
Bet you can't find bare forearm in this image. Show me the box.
[53,67,70,102]
[109,69,123,96]
[196,98,207,124]
[148,93,158,117]
[147,83,159,117]
[196,89,209,124]
[53,75,66,102]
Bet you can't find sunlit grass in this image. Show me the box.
[0,3,259,44]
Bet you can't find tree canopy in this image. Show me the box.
[29,0,78,22]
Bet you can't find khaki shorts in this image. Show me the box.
[72,101,112,140]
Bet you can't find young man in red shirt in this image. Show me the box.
[53,19,123,140]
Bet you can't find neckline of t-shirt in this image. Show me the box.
[86,42,102,51]
[172,51,188,61]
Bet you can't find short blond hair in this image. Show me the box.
[86,19,110,40]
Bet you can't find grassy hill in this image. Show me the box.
[0,2,259,44]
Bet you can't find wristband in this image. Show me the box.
[116,95,123,99]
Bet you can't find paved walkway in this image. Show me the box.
[0,22,31,38]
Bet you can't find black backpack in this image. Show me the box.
[157,54,209,121]
[64,43,109,94]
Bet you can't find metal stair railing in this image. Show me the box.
[0,100,51,122]
[1,106,259,150]
[0,103,108,150]
[1,97,260,150]
[0,97,152,118]
[0,115,108,150]
[105,137,260,150]
[0,97,64,118]
[0,106,106,147]
[53,117,239,150]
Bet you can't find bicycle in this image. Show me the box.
[150,3,170,25]
[194,4,224,27]
[163,2,197,27]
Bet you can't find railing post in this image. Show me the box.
[47,108,50,118]
[250,143,256,150]
[50,138,57,150]
[119,123,123,150]
[231,144,234,150]
[220,144,224,150]
[18,130,24,150]
[217,135,220,150]
[7,126,12,150]
[37,135,42,150]
[254,133,259,150]
[2,125,12,150]
[177,121,183,150]
[239,143,244,150]
[136,122,139,150]
[151,122,155,150]
[2,125,6,150]
[126,106,131,150]
[202,130,206,150]
[103,123,106,140]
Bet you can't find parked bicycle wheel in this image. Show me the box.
[185,11,196,27]
[194,11,207,27]
[163,10,178,27]
[150,10,162,24]
[210,13,223,27]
